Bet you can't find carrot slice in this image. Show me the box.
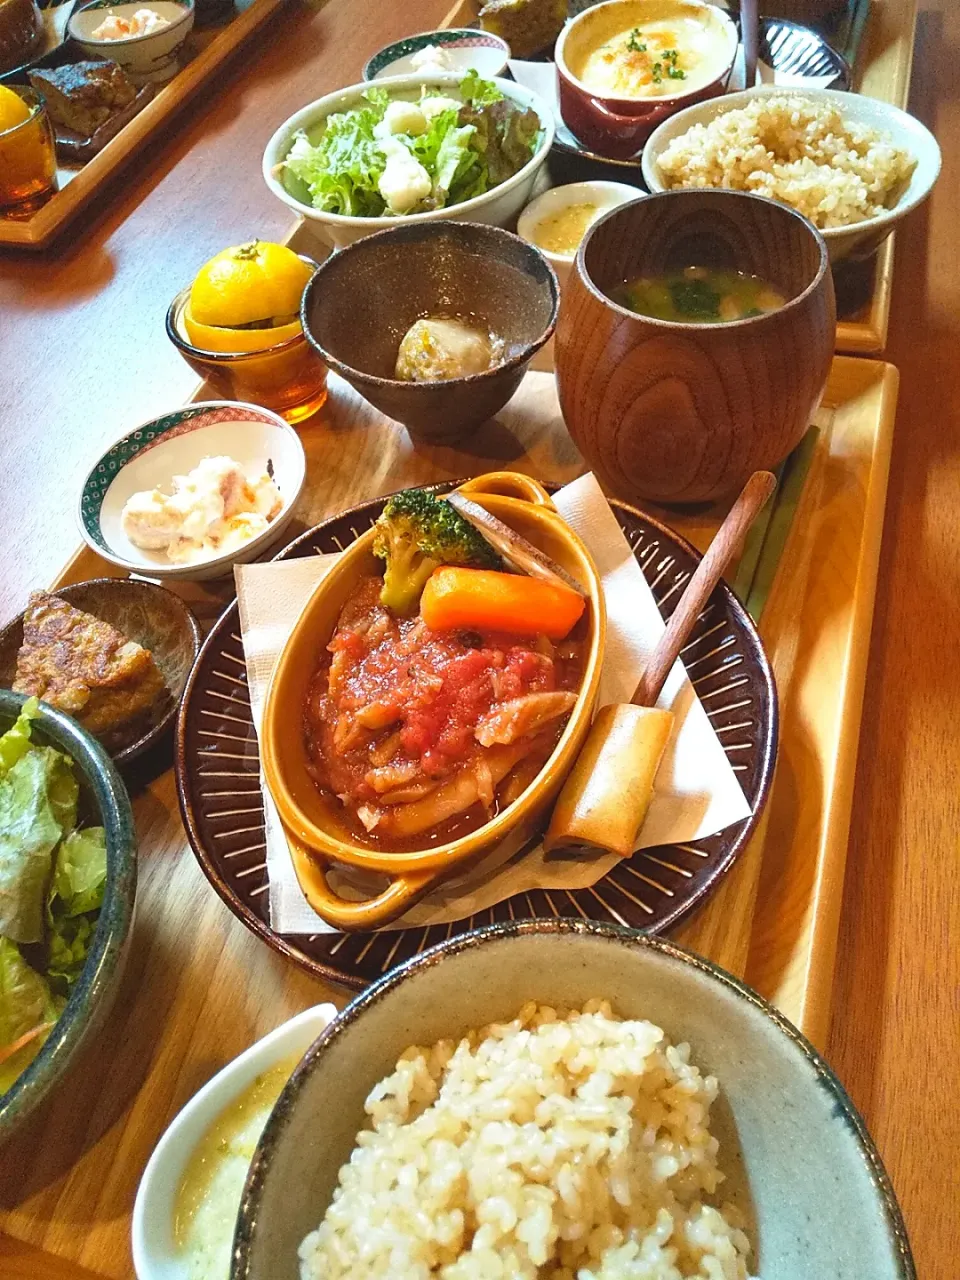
[421,568,585,640]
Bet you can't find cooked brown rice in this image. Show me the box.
[656,93,915,229]
[298,1000,755,1279]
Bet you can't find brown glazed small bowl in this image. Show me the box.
[555,190,836,504]
[555,0,738,159]
[300,222,559,443]
[0,578,201,764]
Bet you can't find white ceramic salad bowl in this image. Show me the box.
[262,73,555,250]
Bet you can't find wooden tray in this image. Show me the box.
[438,0,917,356]
[0,0,291,250]
[0,352,896,1277]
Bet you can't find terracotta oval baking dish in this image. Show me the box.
[261,472,606,932]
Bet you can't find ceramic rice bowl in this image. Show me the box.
[232,919,915,1280]
[260,472,605,933]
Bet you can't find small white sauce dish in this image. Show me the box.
[132,1002,337,1280]
[517,180,645,285]
[77,401,306,582]
[68,0,195,84]
[363,28,511,82]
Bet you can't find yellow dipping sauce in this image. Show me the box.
[534,202,601,255]
[174,1053,300,1280]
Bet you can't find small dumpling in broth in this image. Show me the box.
[395,316,505,382]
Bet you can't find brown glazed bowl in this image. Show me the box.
[0,578,201,765]
[555,0,738,159]
[555,190,836,504]
[300,222,559,443]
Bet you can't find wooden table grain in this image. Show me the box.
[0,0,957,1277]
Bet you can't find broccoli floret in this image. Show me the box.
[372,488,500,615]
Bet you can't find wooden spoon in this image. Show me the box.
[543,471,777,858]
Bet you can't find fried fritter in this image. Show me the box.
[13,591,167,739]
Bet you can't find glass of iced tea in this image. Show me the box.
[0,88,57,216]
[166,277,329,426]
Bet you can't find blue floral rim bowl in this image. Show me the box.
[232,919,915,1280]
[362,28,511,82]
[0,689,137,1142]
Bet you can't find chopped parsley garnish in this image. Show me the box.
[656,49,685,83]
[626,28,647,52]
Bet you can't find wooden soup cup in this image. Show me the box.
[555,190,836,504]
[261,472,606,933]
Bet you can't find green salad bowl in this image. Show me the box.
[0,689,137,1142]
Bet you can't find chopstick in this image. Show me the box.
[745,426,819,622]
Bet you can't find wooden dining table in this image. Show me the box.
[0,0,957,1275]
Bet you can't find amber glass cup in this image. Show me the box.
[166,274,328,426]
[0,89,57,216]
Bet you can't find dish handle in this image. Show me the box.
[455,472,555,510]
[287,834,436,932]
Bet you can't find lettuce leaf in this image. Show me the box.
[0,697,39,778]
[282,74,540,217]
[50,828,107,919]
[0,747,76,944]
[459,69,503,108]
[48,913,97,995]
[0,937,60,1094]
[284,88,391,218]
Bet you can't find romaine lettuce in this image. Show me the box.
[282,75,542,218]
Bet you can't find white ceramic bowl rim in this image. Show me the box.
[642,86,943,238]
[132,1003,338,1280]
[234,919,915,1280]
[262,73,556,228]
[68,0,194,46]
[575,188,830,328]
[75,399,306,577]
[555,0,739,104]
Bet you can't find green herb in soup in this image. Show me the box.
[615,266,786,323]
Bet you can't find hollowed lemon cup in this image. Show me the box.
[261,472,606,932]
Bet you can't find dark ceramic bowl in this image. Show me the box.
[301,222,559,443]
[232,920,914,1280]
[0,578,201,765]
[555,189,836,503]
[0,689,137,1141]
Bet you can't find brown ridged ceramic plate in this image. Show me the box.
[175,485,778,990]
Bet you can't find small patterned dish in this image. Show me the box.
[0,689,137,1141]
[76,402,306,583]
[67,0,195,85]
[362,29,510,82]
[0,578,201,765]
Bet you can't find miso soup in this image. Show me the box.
[615,266,787,323]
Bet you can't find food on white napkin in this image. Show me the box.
[236,469,751,935]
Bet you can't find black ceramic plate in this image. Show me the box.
[176,485,778,991]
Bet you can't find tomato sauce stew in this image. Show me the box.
[304,576,586,850]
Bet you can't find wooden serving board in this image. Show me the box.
[0,0,296,251]
[438,0,917,357]
[0,351,896,1277]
